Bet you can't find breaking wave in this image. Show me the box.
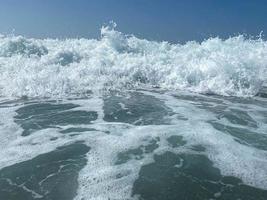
[0,23,266,98]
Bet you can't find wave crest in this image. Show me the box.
[0,36,48,57]
[0,25,266,97]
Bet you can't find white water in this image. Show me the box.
[0,23,266,98]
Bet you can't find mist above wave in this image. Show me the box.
[0,22,266,98]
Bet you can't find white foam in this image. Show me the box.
[75,124,180,200]
[73,92,267,199]
[0,97,104,169]
[0,23,266,98]
[145,91,267,189]
[1,90,267,199]
[0,92,267,200]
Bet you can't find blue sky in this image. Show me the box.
[0,0,266,42]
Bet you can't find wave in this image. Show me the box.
[0,23,266,98]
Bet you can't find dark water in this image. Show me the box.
[0,90,267,200]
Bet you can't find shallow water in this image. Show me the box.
[0,90,267,200]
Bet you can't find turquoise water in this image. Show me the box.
[1,90,267,200]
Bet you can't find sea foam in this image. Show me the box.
[0,23,266,98]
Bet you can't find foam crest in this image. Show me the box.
[0,36,48,57]
[0,24,266,97]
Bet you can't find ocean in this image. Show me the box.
[0,25,267,200]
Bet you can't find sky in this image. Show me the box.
[0,0,267,42]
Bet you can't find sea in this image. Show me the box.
[0,24,267,200]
